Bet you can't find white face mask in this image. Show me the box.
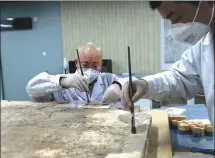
[77,68,100,83]
[168,1,214,45]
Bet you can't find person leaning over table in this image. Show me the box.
[26,42,126,104]
[121,1,215,133]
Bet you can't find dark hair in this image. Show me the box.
[149,1,162,10]
[149,1,200,10]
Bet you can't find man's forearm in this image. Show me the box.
[26,72,63,98]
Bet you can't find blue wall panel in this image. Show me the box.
[1,2,63,100]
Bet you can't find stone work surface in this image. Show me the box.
[1,101,151,158]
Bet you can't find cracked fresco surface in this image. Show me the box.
[1,101,151,158]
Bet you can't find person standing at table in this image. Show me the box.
[121,1,215,133]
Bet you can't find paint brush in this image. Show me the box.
[128,46,136,134]
[76,49,90,103]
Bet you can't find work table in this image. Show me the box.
[1,100,174,158]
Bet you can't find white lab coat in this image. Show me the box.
[143,32,214,132]
[26,72,119,103]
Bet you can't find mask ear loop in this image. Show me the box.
[208,3,214,26]
[193,1,201,22]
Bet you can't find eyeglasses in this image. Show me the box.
[80,62,101,70]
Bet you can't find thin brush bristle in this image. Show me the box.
[132,127,136,134]
[131,116,136,134]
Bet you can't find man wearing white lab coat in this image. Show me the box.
[26,43,122,103]
[121,1,215,132]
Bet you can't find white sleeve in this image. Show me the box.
[101,73,119,85]
[110,73,119,82]
[108,74,138,87]
[118,77,138,86]
[143,46,203,102]
[26,72,67,98]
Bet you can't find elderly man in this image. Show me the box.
[121,1,214,132]
[26,43,122,104]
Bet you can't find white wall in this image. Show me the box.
[61,1,161,75]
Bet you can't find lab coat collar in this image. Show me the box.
[202,32,212,46]
[75,73,105,101]
[90,73,105,101]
